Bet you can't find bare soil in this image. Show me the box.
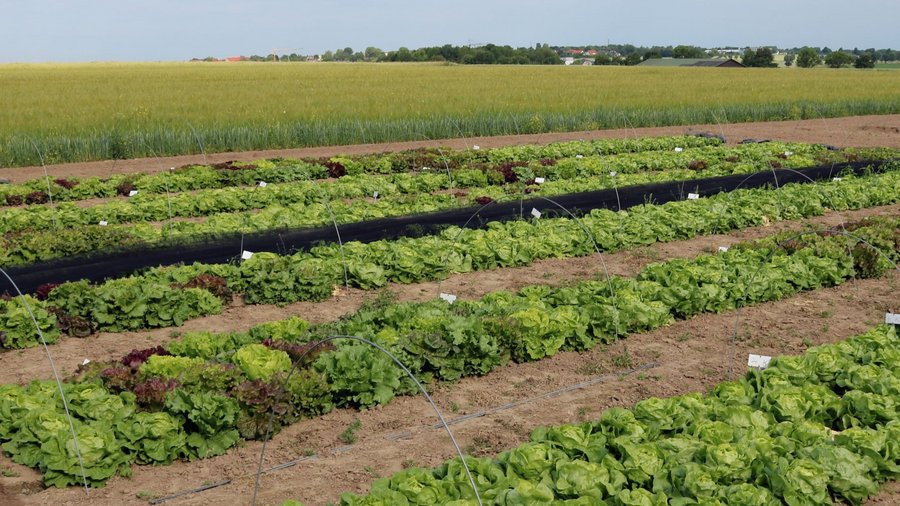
[1,115,898,184]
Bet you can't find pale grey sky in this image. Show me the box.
[0,0,895,63]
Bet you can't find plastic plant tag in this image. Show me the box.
[575,154,584,159]
[718,246,729,252]
[241,250,254,260]
[439,293,457,304]
[885,313,900,325]
[674,147,683,152]
[531,208,542,219]
[128,190,139,197]
[472,145,480,150]
[258,181,267,187]
[687,193,700,200]
[832,177,842,182]
[534,177,545,184]
[748,354,772,370]
[82,358,91,366]
[373,191,379,200]
[784,151,793,157]
[609,171,617,177]
[98,220,108,227]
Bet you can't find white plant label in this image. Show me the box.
[687,193,700,200]
[439,292,457,304]
[575,154,584,159]
[534,177,545,184]
[241,250,254,260]
[472,145,480,150]
[258,181,267,187]
[373,191,379,201]
[98,220,108,227]
[885,313,900,325]
[531,208,542,219]
[747,354,772,370]
[674,147,684,152]
[718,246,729,253]
[82,358,91,366]
[832,177,842,182]
[784,151,794,157]
[609,171,617,177]
[128,190,139,197]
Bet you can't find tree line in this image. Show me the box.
[192,43,899,68]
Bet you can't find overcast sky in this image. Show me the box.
[0,0,895,63]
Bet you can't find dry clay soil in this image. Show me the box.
[1,116,899,505]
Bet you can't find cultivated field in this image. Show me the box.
[1,122,899,505]
[1,62,899,166]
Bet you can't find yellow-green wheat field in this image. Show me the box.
[1,62,897,166]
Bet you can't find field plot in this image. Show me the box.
[1,63,899,166]
[0,133,898,505]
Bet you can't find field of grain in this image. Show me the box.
[1,62,898,166]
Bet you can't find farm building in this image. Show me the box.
[637,58,745,67]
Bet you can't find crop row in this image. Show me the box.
[3,168,898,349]
[0,141,826,233]
[0,135,723,205]
[332,323,900,505]
[0,218,896,487]
[0,142,849,266]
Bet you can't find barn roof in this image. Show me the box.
[637,58,744,67]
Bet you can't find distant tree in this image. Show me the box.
[854,52,876,68]
[673,45,705,58]
[623,53,643,65]
[364,47,383,60]
[741,48,776,67]
[796,47,821,68]
[394,47,413,62]
[593,54,613,65]
[643,51,661,60]
[532,46,562,64]
[824,50,853,68]
[784,53,795,67]
[321,50,334,62]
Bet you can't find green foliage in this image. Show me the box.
[796,47,821,68]
[825,50,855,68]
[742,47,777,67]
[115,411,187,465]
[46,278,223,333]
[315,342,404,408]
[230,344,292,380]
[163,389,240,459]
[139,355,206,380]
[248,316,310,342]
[0,295,60,349]
[855,52,876,69]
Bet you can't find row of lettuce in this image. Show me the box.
[2,168,898,349]
[0,142,828,232]
[0,141,854,267]
[328,324,900,506]
[1,135,724,204]
[0,216,896,487]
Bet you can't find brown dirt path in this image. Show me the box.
[1,202,896,387]
[2,115,898,184]
[5,271,896,505]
